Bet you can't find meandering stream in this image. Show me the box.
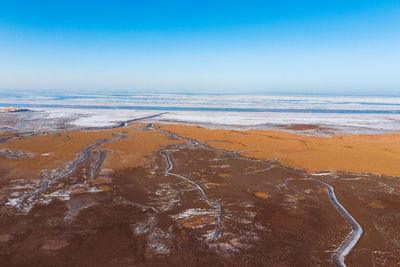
[160,150,222,239]
[159,129,363,267]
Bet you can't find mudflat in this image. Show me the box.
[161,124,400,176]
[1,123,399,266]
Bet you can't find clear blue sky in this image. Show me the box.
[0,0,399,95]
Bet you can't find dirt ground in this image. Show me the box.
[1,122,400,266]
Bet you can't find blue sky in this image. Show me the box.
[0,0,399,95]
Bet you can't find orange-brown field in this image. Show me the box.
[160,124,400,176]
[4,123,400,178]
[0,124,181,180]
[1,122,400,266]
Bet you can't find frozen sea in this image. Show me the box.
[1,91,400,133]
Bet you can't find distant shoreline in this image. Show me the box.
[1,103,400,114]
[0,107,30,113]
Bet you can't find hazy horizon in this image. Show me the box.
[1,89,400,97]
[1,1,400,95]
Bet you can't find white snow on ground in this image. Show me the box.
[312,172,335,176]
[27,108,400,133]
[34,108,161,127]
[6,198,20,208]
[159,111,400,133]
[171,208,216,220]
[3,92,400,132]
